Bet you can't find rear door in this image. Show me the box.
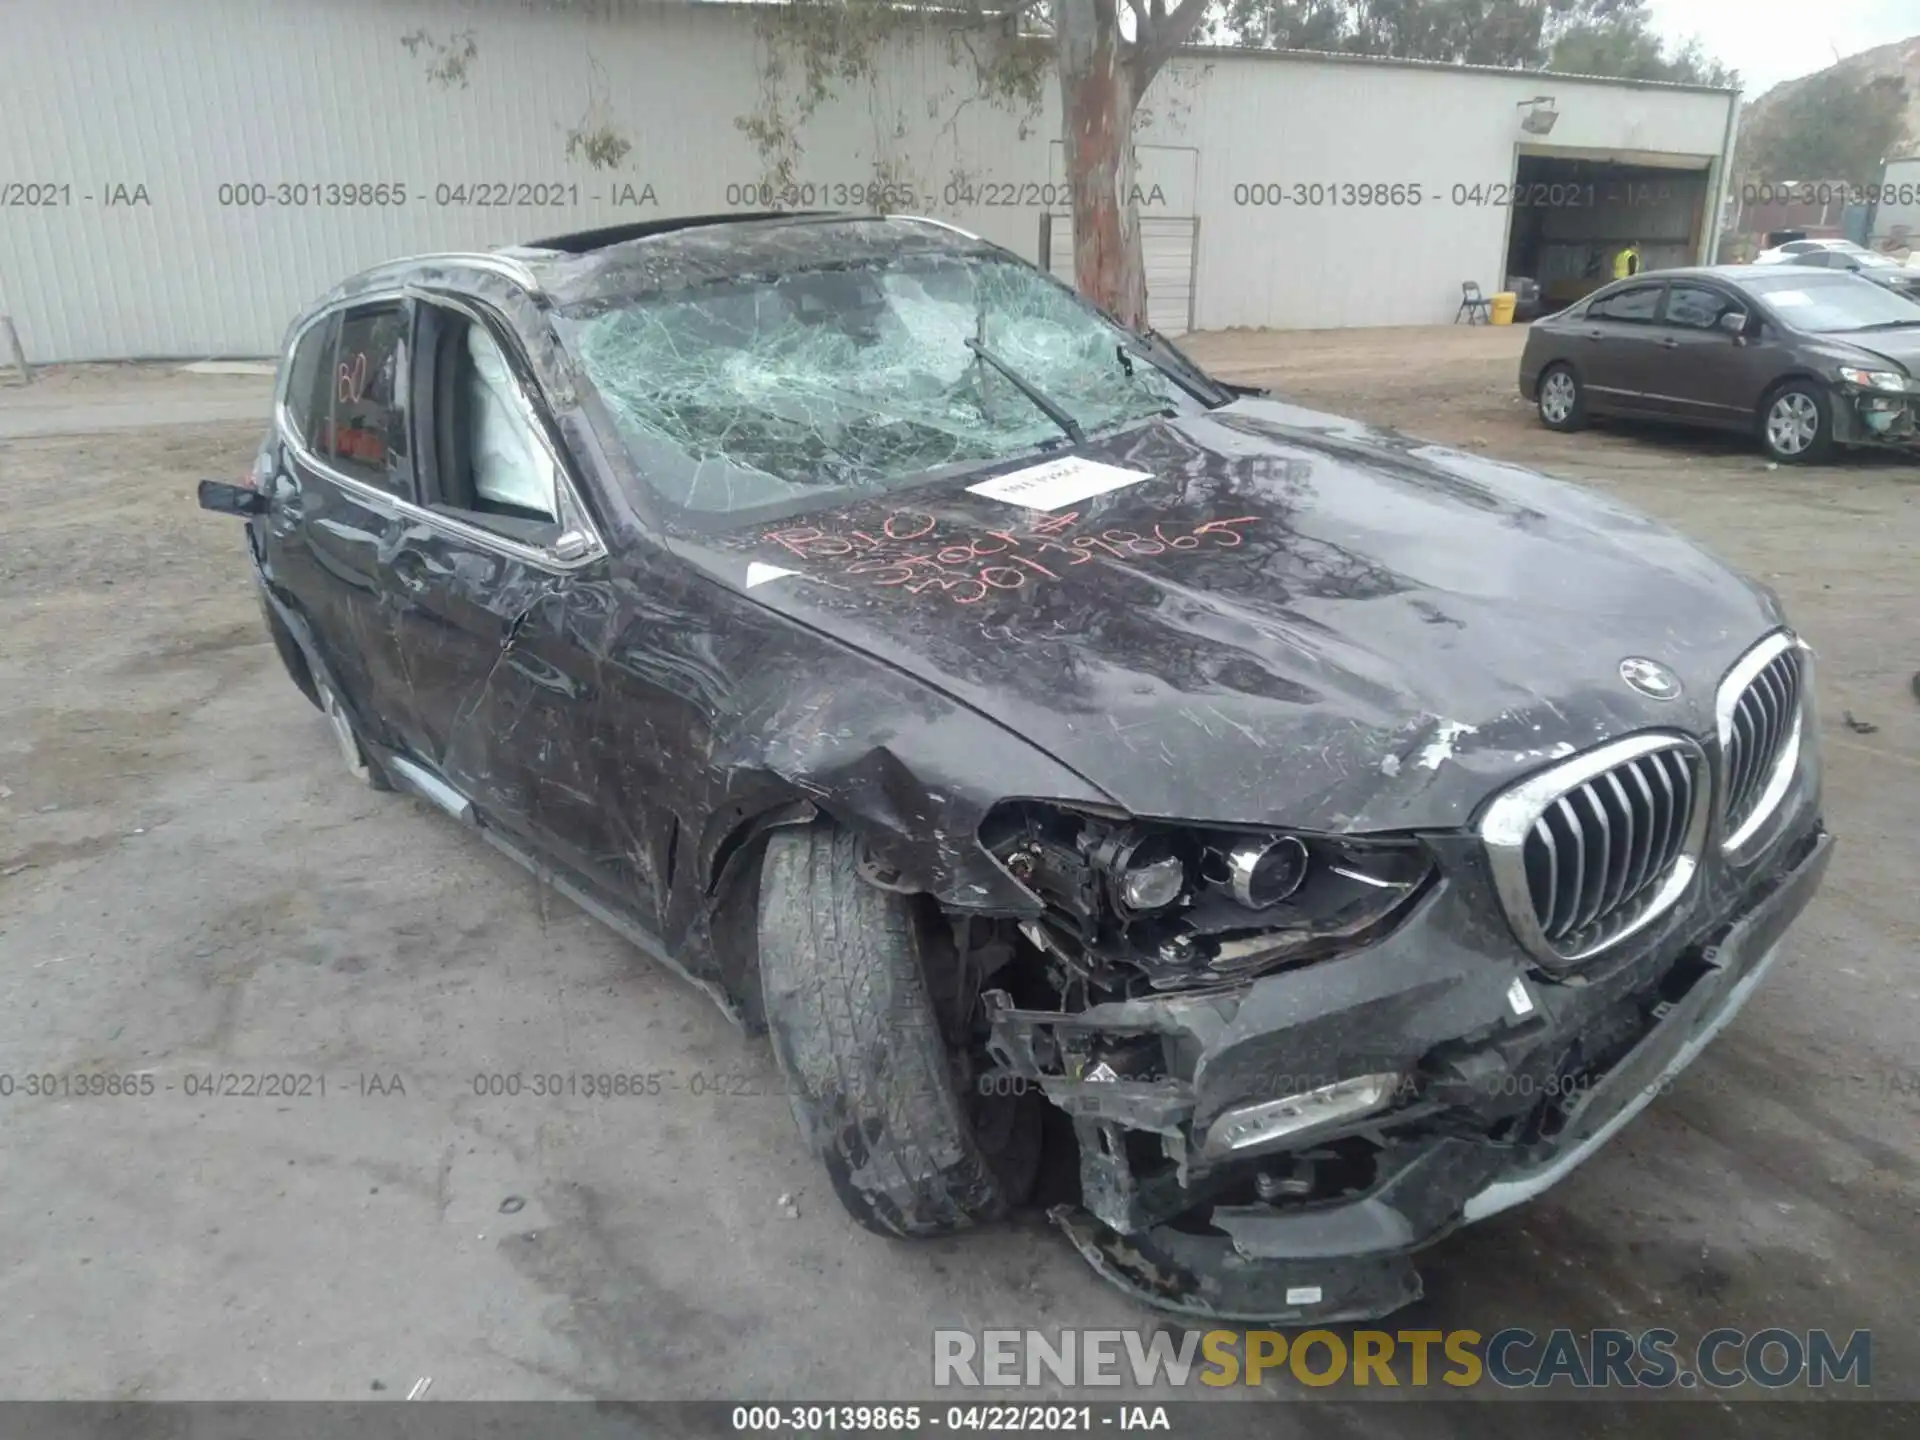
[261,300,424,754]
[1578,282,1668,410]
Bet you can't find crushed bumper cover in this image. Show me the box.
[1834,386,1920,448]
[1000,826,1832,1323]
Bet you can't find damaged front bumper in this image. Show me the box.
[1834,381,1920,448]
[988,821,1833,1323]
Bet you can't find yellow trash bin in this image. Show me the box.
[1490,291,1518,326]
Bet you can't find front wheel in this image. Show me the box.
[756,824,1041,1237]
[1537,363,1588,432]
[1759,381,1833,464]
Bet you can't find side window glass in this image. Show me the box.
[1664,286,1734,330]
[281,314,336,447]
[418,302,572,548]
[1590,285,1662,323]
[465,325,558,521]
[326,305,413,495]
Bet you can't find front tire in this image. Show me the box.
[1760,381,1833,464]
[756,824,1040,1237]
[1536,363,1588,432]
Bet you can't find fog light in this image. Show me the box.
[1201,1073,1399,1159]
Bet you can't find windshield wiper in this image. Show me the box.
[1117,338,1230,406]
[1849,319,1920,331]
[1125,329,1234,406]
[965,336,1084,445]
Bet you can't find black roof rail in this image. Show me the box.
[522,211,855,254]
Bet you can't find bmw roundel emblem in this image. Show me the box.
[1619,657,1682,701]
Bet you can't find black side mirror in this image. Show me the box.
[198,480,269,516]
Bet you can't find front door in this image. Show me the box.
[1643,282,1755,426]
[383,294,664,923]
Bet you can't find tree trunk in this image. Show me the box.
[1056,2,1147,327]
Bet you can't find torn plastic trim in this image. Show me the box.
[478,823,743,1026]
[1050,1204,1421,1325]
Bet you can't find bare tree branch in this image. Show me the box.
[1130,0,1210,78]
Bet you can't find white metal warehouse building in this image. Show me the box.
[1,0,1740,362]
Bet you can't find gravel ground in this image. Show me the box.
[1,331,1915,1425]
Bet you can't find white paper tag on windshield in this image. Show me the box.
[966,456,1155,511]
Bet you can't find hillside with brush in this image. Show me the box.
[1736,33,1920,184]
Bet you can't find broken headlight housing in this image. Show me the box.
[1837,366,1907,393]
[981,801,1434,990]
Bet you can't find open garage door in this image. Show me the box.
[1501,148,1715,313]
[1042,213,1198,335]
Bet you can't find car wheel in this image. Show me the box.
[756,823,1042,1237]
[1759,381,1833,464]
[1537,364,1587,432]
[312,675,392,791]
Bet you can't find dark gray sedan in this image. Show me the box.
[1520,264,1920,463]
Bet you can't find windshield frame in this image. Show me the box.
[550,244,1223,535]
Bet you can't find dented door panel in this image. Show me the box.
[381,523,658,919]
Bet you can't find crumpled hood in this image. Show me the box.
[1829,326,1920,373]
[677,397,1783,831]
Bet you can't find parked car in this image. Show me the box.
[1521,264,1920,462]
[199,214,1831,1323]
[1758,244,1920,299]
[1752,236,1868,265]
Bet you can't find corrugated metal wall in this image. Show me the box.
[0,0,1737,360]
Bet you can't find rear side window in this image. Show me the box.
[281,314,336,447]
[1589,285,1662,323]
[322,304,413,496]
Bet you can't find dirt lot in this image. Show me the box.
[1,326,1916,1420]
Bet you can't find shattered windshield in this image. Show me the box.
[556,253,1193,516]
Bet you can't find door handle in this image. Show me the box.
[391,549,430,593]
[1584,329,1603,342]
[1659,338,1681,349]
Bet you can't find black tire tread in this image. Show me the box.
[757,824,1008,1238]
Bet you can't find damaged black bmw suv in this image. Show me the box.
[200,213,1831,1322]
